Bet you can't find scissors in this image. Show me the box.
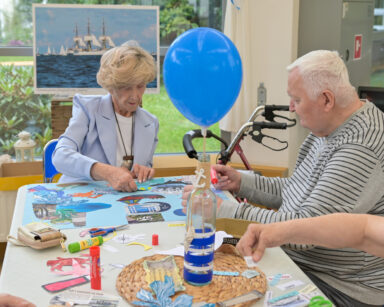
[87,225,128,237]
[309,296,333,307]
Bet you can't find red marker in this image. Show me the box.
[90,246,101,290]
[210,167,218,184]
[152,234,159,246]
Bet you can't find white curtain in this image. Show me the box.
[220,0,260,133]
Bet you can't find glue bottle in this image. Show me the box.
[68,236,103,253]
[184,153,217,286]
[90,245,101,290]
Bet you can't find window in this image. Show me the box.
[372,1,384,86]
[0,0,225,156]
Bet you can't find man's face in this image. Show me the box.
[287,68,325,135]
[111,83,146,116]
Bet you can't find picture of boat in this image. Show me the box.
[65,19,116,56]
[33,4,159,94]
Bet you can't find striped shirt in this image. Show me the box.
[218,101,384,304]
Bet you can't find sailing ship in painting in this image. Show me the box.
[39,18,116,56]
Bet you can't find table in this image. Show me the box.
[0,184,325,306]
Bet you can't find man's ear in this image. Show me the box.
[322,90,335,112]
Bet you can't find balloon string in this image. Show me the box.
[203,135,206,156]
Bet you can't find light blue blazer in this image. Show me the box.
[52,94,159,183]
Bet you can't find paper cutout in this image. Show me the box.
[167,223,185,227]
[213,270,239,276]
[52,259,90,277]
[268,290,299,304]
[132,275,193,307]
[276,280,304,291]
[267,273,292,281]
[244,256,258,268]
[241,270,260,279]
[113,233,145,244]
[49,289,121,306]
[269,273,283,286]
[42,275,90,293]
[47,256,89,272]
[109,263,126,270]
[127,241,152,251]
[299,284,317,295]
[143,255,185,292]
[102,244,119,253]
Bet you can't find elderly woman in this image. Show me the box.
[52,45,159,192]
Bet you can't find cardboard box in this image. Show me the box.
[216,218,255,238]
[1,161,42,177]
[0,161,43,191]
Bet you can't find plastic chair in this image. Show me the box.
[43,139,59,183]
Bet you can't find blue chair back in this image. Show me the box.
[43,139,59,183]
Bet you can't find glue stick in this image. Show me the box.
[90,246,101,290]
[210,167,218,184]
[68,236,103,253]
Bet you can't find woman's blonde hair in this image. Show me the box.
[97,44,156,92]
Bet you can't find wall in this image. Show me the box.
[225,0,306,175]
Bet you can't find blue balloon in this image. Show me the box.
[163,27,242,127]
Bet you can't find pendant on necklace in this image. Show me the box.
[122,155,134,169]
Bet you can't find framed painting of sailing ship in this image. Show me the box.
[33,4,159,95]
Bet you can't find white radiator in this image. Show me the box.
[0,191,17,242]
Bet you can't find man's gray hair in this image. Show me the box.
[287,50,356,107]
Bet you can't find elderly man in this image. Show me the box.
[183,50,384,306]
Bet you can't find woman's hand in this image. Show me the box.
[131,164,155,183]
[91,163,137,192]
[107,167,137,192]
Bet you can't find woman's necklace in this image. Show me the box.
[112,104,134,169]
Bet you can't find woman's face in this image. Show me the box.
[111,83,146,117]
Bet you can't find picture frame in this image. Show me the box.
[33,4,159,95]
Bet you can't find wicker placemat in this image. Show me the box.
[116,246,267,306]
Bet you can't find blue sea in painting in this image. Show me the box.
[36,55,157,89]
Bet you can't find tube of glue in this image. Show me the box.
[210,167,218,184]
[90,245,101,290]
[68,236,103,253]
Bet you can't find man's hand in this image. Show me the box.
[0,293,36,307]
[212,164,241,194]
[131,164,155,183]
[236,223,285,262]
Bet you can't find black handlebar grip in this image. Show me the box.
[182,129,216,159]
[253,121,287,130]
[183,130,199,159]
[264,104,290,111]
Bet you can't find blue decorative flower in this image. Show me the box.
[132,276,193,307]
